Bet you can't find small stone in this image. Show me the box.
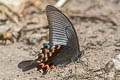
[105,54,120,73]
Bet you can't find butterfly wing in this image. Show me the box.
[46,5,80,54]
[18,5,82,73]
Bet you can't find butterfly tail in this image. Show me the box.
[18,60,38,71]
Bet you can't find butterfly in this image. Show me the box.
[18,5,83,74]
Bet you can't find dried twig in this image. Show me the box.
[22,24,48,32]
[55,0,67,7]
[69,13,117,26]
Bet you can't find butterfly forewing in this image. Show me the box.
[46,6,68,46]
[46,5,80,52]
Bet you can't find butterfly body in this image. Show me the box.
[18,5,83,74]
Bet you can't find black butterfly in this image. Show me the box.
[18,5,83,74]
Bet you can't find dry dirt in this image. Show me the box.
[0,0,120,80]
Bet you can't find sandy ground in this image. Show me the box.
[0,0,120,80]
